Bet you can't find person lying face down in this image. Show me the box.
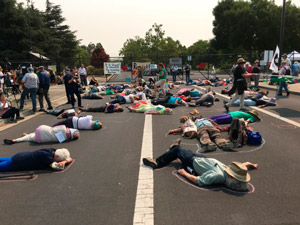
[128,103,173,115]
[0,148,73,172]
[143,140,257,191]
[3,125,79,145]
[168,116,198,138]
[52,115,102,130]
[80,103,124,113]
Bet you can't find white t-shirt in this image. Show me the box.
[124,95,132,103]
[78,67,87,76]
[72,115,93,129]
[97,86,105,92]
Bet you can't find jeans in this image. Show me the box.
[1,107,20,120]
[69,88,82,107]
[38,87,52,109]
[172,71,177,82]
[110,95,126,104]
[53,117,73,128]
[80,75,88,86]
[20,87,37,112]
[156,146,204,169]
[186,72,191,84]
[226,89,245,109]
[65,85,71,103]
[195,95,214,106]
[0,157,13,172]
[278,81,289,95]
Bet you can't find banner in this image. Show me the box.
[132,62,151,75]
[104,62,121,74]
[269,46,280,73]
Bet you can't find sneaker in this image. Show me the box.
[188,102,196,107]
[4,139,15,145]
[169,138,182,149]
[8,119,17,123]
[221,142,235,151]
[16,117,24,120]
[143,157,158,169]
[202,144,217,152]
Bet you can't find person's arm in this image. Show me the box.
[104,104,110,113]
[168,127,183,134]
[177,169,197,185]
[54,157,73,170]
[145,111,160,115]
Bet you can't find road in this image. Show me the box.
[0,80,300,225]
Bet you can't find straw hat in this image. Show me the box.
[237,58,246,64]
[225,162,250,182]
[247,110,261,122]
[281,60,287,65]
[179,116,190,123]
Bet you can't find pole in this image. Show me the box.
[278,0,286,65]
[27,0,32,50]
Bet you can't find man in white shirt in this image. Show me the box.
[171,63,178,82]
[78,64,87,86]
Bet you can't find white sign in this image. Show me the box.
[187,56,192,61]
[169,58,182,68]
[104,62,121,74]
[55,131,66,143]
[132,62,151,70]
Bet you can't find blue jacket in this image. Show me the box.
[39,71,50,89]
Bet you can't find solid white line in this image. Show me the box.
[194,85,300,128]
[133,114,154,225]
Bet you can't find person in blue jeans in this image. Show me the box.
[277,61,290,96]
[0,148,72,172]
[19,67,39,113]
[171,63,178,82]
[142,140,257,191]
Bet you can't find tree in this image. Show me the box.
[75,46,90,67]
[90,45,109,68]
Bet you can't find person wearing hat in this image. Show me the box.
[19,67,39,113]
[0,148,72,172]
[224,58,259,112]
[3,124,79,145]
[143,140,257,191]
[282,54,291,67]
[38,66,53,111]
[209,110,261,125]
[277,61,290,96]
[52,115,102,130]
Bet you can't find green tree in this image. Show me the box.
[74,46,90,67]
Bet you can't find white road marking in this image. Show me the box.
[195,85,300,128]
[133,114,154,225]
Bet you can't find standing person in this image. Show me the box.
[63,69,72,104]
[224,58,258,112]
[171,63,178,82]
[153,63,167,97]
[79,64,87,86]
[282,54,291,68]
[252,60,261,90]
[19,67,39,113]
[245,62,252,88]
[38,66,53,111]
[185,64,191,85]
[277,61,290,96]
[65,69,82,108]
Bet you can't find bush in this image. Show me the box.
[87,65,95,75]
[93,68,104,75]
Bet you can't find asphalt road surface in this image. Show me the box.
[1,82,300,225]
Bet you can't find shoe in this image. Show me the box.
[221,142,235,151]
[39,109,45,112]
[169,138,182,149]
[202,144,217,152]
[4,139,15,145]
[78,105,83,108]
[8,119,17,123]
[188,102,196,107]
[143,157,158,169]
[224,103,229,113]
[47,107,53,110]
[16,117,24,120]
[287,91,290,96]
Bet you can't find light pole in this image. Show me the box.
[27,0,32,50]
[278,0,286,65]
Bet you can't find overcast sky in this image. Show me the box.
[18,0,300,56]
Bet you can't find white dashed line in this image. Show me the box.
[133,115,154,225]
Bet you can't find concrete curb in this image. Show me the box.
[259,84,300,96]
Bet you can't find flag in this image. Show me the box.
[269,45,280,73]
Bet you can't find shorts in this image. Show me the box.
[155,79,166,87]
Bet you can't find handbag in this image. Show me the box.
[246,130,262,145]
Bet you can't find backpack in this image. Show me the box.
[284,66,291,75]
[246,130,262,145]
[228,118,248,146]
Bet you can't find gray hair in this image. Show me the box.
[224,175,249,191]
[55,148,70,161]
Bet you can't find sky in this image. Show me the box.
[18,0,300,57]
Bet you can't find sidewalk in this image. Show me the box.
[259,82,300,95]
